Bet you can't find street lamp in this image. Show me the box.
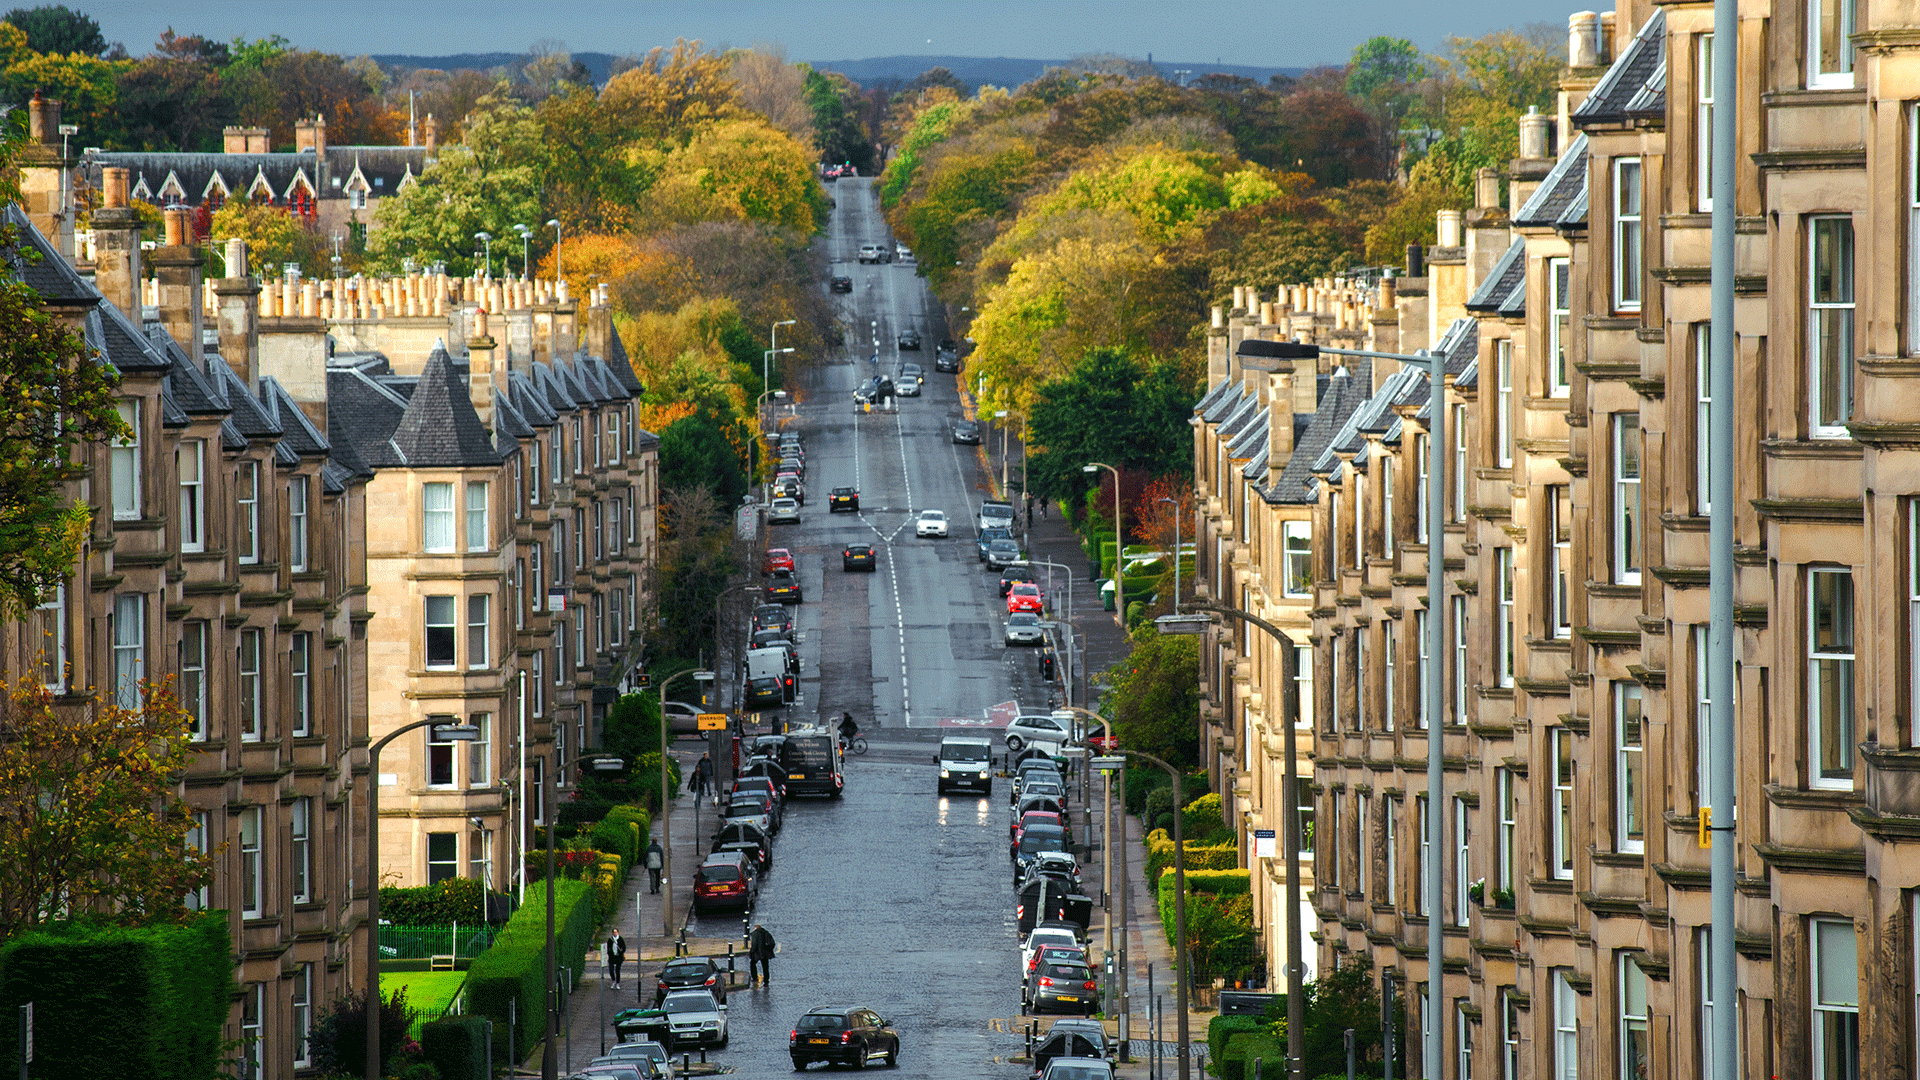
[1156,605,1303,1080]
[995,410,1012,497]
[473,231,492,278]
[1158,496,1181,615]
[1084,463,1122,624]
[514,223,532,280]
[1102,747,1189,1080]
[366,718,479,1080]
[546,219,563,284]
[657,668,715,940]
[762,348,795,403]
[1058,706,1129,1058]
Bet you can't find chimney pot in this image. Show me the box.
[1569,11,1600,67]
[27,91,57,145]
[1474,167,1501,211]
[102,166,129,209]
[163,207,188,247]
[225,238,248,279]
[1518,107,1551,159]
[1436,210,1463,248]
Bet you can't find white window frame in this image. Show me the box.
[1696,625,1714,809]
[236,460,259,564]
[1549,256,1571,395]
[530,543,544,611]
[292,962,313,1067]
[469,711,492,788]
[239,628,262,741]
[1294,639,1313,730]
[1383,796,1398,906]
[531,649,545,716]
[1808,0,1858,89]
[1457,998,1475,1080]
[1416,793,1431,916]
[1497,766,1517,896]
[466,480,489,552]
[1551,485,1572,638]
[1383,620,1397,732]
[529,442,542,503]
[549,430,563,488]
[1416,609,1430,730]
[1452,596,1469,725]
[290,631,311,737]
[1282,521,1312,597]
[1616,683,1644,853]
[1697,34,1715,212]
[1809,214,1857,438]
[423,481,454,552]
[1352,471,1365,566]
[177,439,204,552]
[240,806,263,917]
[1502,988,1522,1080]
[427,830,458,884]
[1496,547,1515,687]
[1356,792,1369,900]
[574,607,588,668]
[425,595,457,670]
[1415,432,1431,543]
[1812,917,1861,1079]
[241,982,265,1076]
[1613,157,1643,312]
[593,499,606,560]
[467,593,490,671]
[1696,325,1713,513]
[179,618,205,738]
[1910,103,1920,356]
[1382,454,1396,559]
[1614,413,1642,584]
[1453,795,1471,927]
[112,592,145,711]
[111,398,141,520]
[185,811,209,911]
[427,717,459,788]
[572,417,584,474]
[290,796,311,903]
[1452,404,1467,522]
[1911,503,1920,746]
[1495,338,1514,467]
[1620,954,1650,1080]
[1554,969,1580,1080]
[1552,726,1575,880]
[513,559,525,631]
[1809,567,1857,789]
[288,476,309,572]
[1356,624,1369,729]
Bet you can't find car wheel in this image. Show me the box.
[886,1042,899,1068]
[1005,736,1025,753]
[851,1045,867,1070]
[792,1057,808,1071]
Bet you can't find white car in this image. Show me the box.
[916,509,949,537]
[1021,926,1082,972]
[896,375,922,397]
[1005,612,1045,646]
[1004,712,1082,754]
[660,989,728,1048]
[768,498,801,524]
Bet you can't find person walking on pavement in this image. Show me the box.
[747,923,778,986]
[644,839,665,894]
[692,753,714,802]
[606,929,627,989]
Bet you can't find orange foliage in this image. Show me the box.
[537,232,643,301]
[635,400,697,432]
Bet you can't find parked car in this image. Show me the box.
[897,329,922,350]
[1038,1058,1116,1080]
[691,853,757,914]
[843,543,877,571]
[895,243,912,261]
[935,349,961,373]
[999,564,1037,594]
[659,990,728,1048]
[1005,612,1045,646]
[976,526,1013,561]
[895,373,921,397]
[1027,959,1098,1015]
[952,419,981,444]
[857,243,889,264]
[985,538,1022,569]
[1008,582,1045,614]
[774,474,805,503]
[1020,925,1083,972]
[1012,809,1065,842]
[1013,825,1073,879]
[787,1007,900,1069]
[1031,1028,1107,1077]
[726,788,781,833]
[653,957,727,1006]
[1005,712,1082,754]
[752,604,793,635]
[710,821,772,873]
[829,487,860,512]
[900,362,924,381]
[762,548,794,574]
[766,570,803,604]
[575,1063,653,1080]
[768,497,801,524]
[594,1041,673,1078]
[916,509,949,537]
[829,275,852,293]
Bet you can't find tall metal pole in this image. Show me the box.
[543,765,557,1080]
[1087,463,1124,624]
[1707,0,1739,1076]
[1160,496,1181,615]
[1116,759,1130,1061]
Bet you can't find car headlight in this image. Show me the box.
[940,769,951,777]
[702,1020,720,1029]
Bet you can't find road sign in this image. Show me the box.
[1091,756,1126,771]
[697,713,728,732]
[1253,828,1276,858]
[636,672,652,689]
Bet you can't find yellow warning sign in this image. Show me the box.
[697,713,728,732]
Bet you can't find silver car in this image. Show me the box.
[1005,612,1045,646]
[660,990,728,1048]
[768,498,800,524]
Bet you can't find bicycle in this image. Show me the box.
[841,736,868,756]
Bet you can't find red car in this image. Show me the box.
[763,548,795,574]
[1010,809,1064,842]
[1007,582,1044,614]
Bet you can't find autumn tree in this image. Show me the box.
[803,67,873,172]
[517,39,590,104]
[1104,623,1200,767]
[2,4,101,57]
[205,200,324,277]
[0,678,214,939]
[729,45,814,149]
[1025,347,1198,504]
[366,93,543,274]
[652,484,743,665]
[113,31,234,152]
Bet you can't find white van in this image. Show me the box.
[937,736,995,795]
[980,500,1016,532]
[745,646,795,707]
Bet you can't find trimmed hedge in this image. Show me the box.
[422,1014,490,1080]
[591,806,649,865]
[381,876,489,925]
[1208,1014,1266,1064]
[1144,828,1240,889]
[466,878,596,1059]
[1220,1030,1285,1080]
[0,912,232,1080]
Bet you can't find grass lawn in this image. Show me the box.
[381,970,468,1040]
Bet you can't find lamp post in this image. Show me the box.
[1058,706,1128,1058]
[1157,605,1304,1080]
[657,668,715,939]
[546,219,563,284]
[1158,496,1181,615]
[365,718,480,1080]
[1098,747,1188,1080]
[1084,463,1122,624]
[765,316,796,421]
[514,224,532,279]
[474,231,492,278]
[995,410,1011,496]
[713,584,762,707]
[1021,558,1076,706]
[762,348,795,404]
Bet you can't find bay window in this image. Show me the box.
[1552,727,1575,880]
[1614,414,1642,583]
[1808,0,1857,89]
[1616,683,1644,853]
[1812,918,1860,1079]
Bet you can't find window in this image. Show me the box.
[239,628,262,741]
[574,508,586,568]
[467,594,490,670]
[427,831,458,885]
[177,440,204,551]
[1416,794,1431,916]
[1383,620,1397,732]
[629,573,639,629]
[1614,414,1642,583]
[427,718,457,787]
[290,632,311,737]
[290,797,311,903]
[425,596,456,669]
[1620,955,1650,1080]
[1497,767,1517,896]
[112,593,145,710]
[552,521,567,581]
[1809,0,1857,88]
[1550,486,1572,637]
[1810,215,1857,437]
[627,486,637,543]
[1688,326,1711,515]
[236,461,259,563]
[1697,34,1715,212]
[423,481,454,552]
[1495,338,1514,467]
[1910,105,1920,356]
[240,806,262,917]
[1552,727,1575,879]
[1382,455,1397,560]
[466,480,489,551]
[1416,432,1431,543]
[1812,918,1860,1079]
[531,543,544,610]
[531,758,545,825]
[185,811,209,911]
[471,827,494,887]
[241,983,264,1078]
[1452,596,1469,725]
[1810,568,1857,788]
[531,649,545,716]
[593,413,603,466]
[574,607,588,667]
[1326,794,1341,890]
[1616,683,1644,853]
[593,500,605,560]
[571,417,584,473]
[1696,625,1715,809]
[1496,548,1515,687]
[469,712,492,787]
[1453,796,1471,927]
[1356,792,1370,899]
[1501,988,1522,1080]
[1613,158,1643,311]
[1295,640,1313,730]
[1413,985,1431,1080]
[610,589,624,646]
[111,399,141,520]
[1416,608,1431,730]
[288,476,309,572]
[1328,487,1339,582]
[1282,521,1312,597]
[179,619,206,738]
[1911,504,1920,745]
[1355,626,1369,728]
[512,457,523,518]
[292,963,313,1067]
[1352,473,1365,567]
[1553,970,1580,1080]
[1384,796,1398,906]
[1452,404,1467,522]
[611,498,624,554]
[513,560,525,630]
[1549,257,1571,395]
[1457,999,1475,1080]
[529,442,542,503]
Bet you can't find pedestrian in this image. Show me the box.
[606,929,627,989]
[1026,502,1034,528]
[747,923,778,986]
[644,839,664,894]
[692,753,714,801]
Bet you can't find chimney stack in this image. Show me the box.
[294,114,327,157]
[1474,167,1501,212]
[152,206,205,363]
[216,239,262,392]
[423,114,439,154]
[1569,11,1600,67]
[468,309,501,433]
[18,91,73,258]
[1436,211,1463,248]
[93,168,143,323]
[1518,107,1551,160]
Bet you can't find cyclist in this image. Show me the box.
[838,711,860,750]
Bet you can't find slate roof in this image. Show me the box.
[1456,358,1481,391]
[259,378,330,457]
[89,145,431,206]
[90,293,171,373]
[1625,56,1667,120]
[1466,238,1529,315]
[1435,317,1479,376]
[1196,377,1240,422]
[1513,134,1589,228]
[5,205,99,304]
[1227,407,1270,461]
[383,345,503,468]
[1558,188,1590,229]
[1572,9,1667,126]
[604,331,644,394]
[1264,359,1372,504]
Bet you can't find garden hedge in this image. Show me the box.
[1143,829,1240,889]
[465,878,596,1058]
[1219,1029,1286,1080]
[422,1014,491,1080]
[1208,1014,1266,1064]
[0,912,231,1080]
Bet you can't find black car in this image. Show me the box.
[766,570,803,604]
[952,419,981,444]
[711,821,772,873]
[1000,565,1038,595]
[897,329,922,350]
[830,275,852,293]
[750,626,793,650]
[843,543,877,571]
[934,350,960,373]
[744,675,784,710]
[653,957,727,1005]
[829,487,860,512]
[789,1007,900,1069]
[752,604,794,635]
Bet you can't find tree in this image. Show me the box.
[1025,348,1198,502]
[802,67,873,172]
[366,94,543,275]
[205,200,323,276]
[1346,36,1426,104]
[112,31,234,152]
[2,4,101,57]
[517,38,590,104]
[730,45,815,149]
[1104,622,1199,768]
[645,117,828,233]
[0,678,213,940]
[304,986,416,1078]
[652,484,741,665]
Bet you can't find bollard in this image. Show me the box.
[1346,1028,1356,1080]
[682,1054,691,1074]
[727,942,737,978]
[508,998,516,1075]
[484,1019,493,1080]
[1253,1057,1262,1080]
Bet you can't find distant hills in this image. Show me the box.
[368,51,1306,90]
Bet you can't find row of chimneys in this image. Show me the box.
[161,273,578,323]
[220,114,440,156]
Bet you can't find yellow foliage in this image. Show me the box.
[969,234,1155,413]
[636,400,697,432]
[644,118,824,232]
[536,232,641,300]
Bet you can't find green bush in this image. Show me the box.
[466,878,596,1059]
[0,912,232,1080]
[421,1015,490,1080]
[1144,785,1176,835]
[1183,793,1233,844]
[1144,828,1240,888]
[1219,1030,1284,1080]
[591,806,650,865]
[1125,768,1170,815]
[1208,1015,1266,1064]
[382,876,489,925]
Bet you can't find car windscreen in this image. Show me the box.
[1020,829,1070,854]
[1043,963,1092,980]
[697,864,741,882]
[943,743,992,763]
[661,996,711,1014]
[796,1013,849,1033]
[726,801,764,818]
[662,962,709,979]
[1046,1067,1114,1080]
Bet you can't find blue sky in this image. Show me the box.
[82,0,1573,69]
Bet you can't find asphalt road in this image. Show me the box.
[663,180,1071,1077]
